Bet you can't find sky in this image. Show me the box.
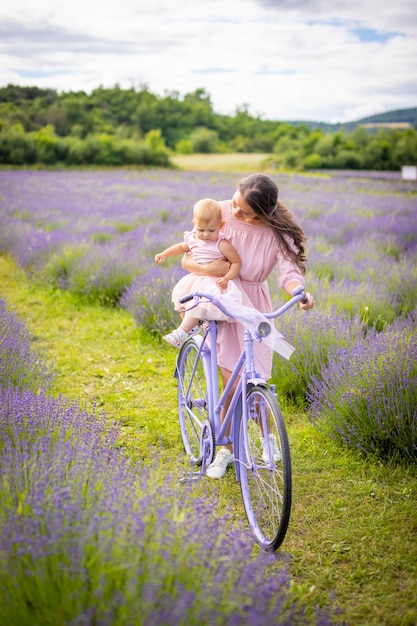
[1,0,416,123]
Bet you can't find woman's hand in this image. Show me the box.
[286,282,315,311]
[182,254,231,277]
[300,292,314,310]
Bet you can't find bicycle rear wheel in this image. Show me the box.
[176,337,210,465]
[238,385,292,552]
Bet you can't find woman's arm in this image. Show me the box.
[276,235,314,310]
[181,253,231,277]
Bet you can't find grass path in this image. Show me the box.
[1,253,417,625]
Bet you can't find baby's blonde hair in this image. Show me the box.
[193,198,222,225]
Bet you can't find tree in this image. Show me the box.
[0,123,37,164]
[394,129,417,165]
[35,124,59,164]
[189,127,219,153]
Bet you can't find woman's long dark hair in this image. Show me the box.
[239,173,307,274]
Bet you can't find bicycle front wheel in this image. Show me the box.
[238,385,292,552]
[176,337,210,465]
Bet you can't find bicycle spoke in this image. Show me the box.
[249,468,284,534]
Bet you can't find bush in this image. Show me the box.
[303,153,323,169]
[35,124,59,164]
[189,126,219,153]
[271,307,364,407]
[0,124,37,164]
[38,243,89,289]
[0,298,54,393]
[283,150,300,169]
[62,136,89,164]
[307,324,417,462]
[121,263,186,335]
[67,244,142,306]
[0,123,170,166]
[176,139,194,154]
[332,149,364,169]
[144,129,170,165]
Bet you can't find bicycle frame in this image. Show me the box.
[211,324,258,432]
[179,285,307,478]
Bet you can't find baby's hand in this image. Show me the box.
[155,253,164,264]
[216,277,228,291]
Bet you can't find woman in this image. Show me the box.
[182,173,314,478]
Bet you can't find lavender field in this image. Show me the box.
[1,168,416,462]
[1,167,417,624]
[3,297,338,625]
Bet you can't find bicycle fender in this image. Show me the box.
[174,335,205,379]
[248,378,267,387]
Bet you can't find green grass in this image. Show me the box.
[171,152,273,172]
[1,253,417,626]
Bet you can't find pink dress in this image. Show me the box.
[216,200,305,379]
[172,229,242,321]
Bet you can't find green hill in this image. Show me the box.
[284,107,417,132]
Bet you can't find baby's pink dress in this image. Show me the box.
[216,200,305,380]
[172,229,241,321]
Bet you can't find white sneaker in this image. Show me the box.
[163,328,187,348]
[206,448,233,479]
[261,433,281,463]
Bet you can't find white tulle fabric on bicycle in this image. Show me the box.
[173,276,242,321]
[183,279,295,361]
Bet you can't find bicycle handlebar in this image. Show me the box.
[179,285,307,320]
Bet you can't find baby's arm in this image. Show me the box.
[216,240,241,290]
[155,242,189,264]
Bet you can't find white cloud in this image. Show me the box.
[0,0,416,122]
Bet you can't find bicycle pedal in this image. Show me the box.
[179,472,202,484]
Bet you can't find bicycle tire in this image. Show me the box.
[176,337,210,465]
[238,385,292,552]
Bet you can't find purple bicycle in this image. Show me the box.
[175,285,307,551]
